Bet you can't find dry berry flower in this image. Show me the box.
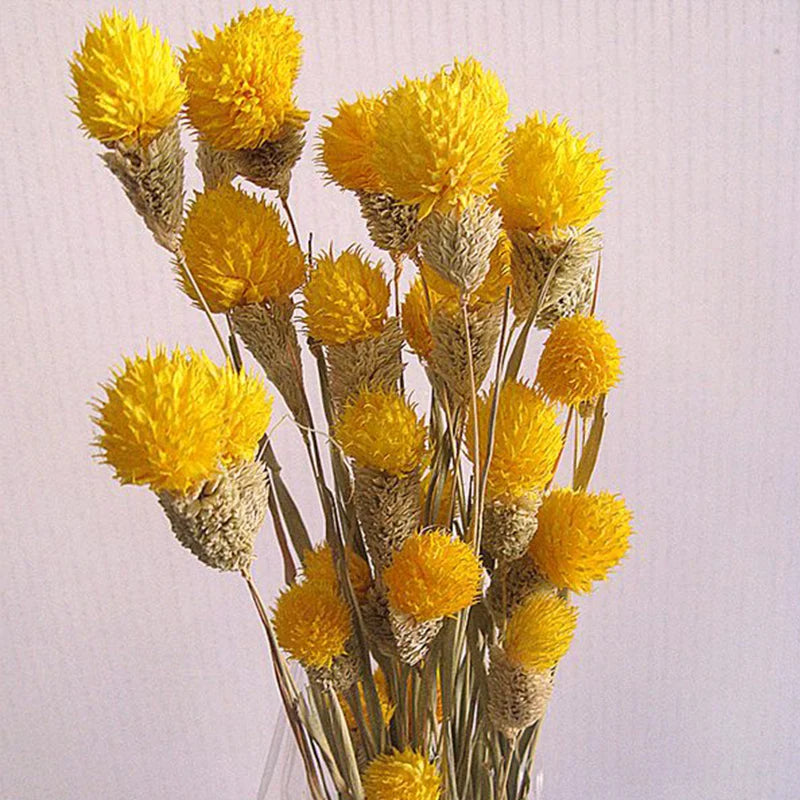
[303,248,390,344]
[302,543,372,601]
[373,58,509,217]
[495,113,609,234]
[504,590,578,671]
[468,381,563,503]
[317,94,385,192]
[363,748,441,800]
[273,580,353,669]
[182,6,308,150]
[179,185,307,313]
[536,315,622,406]
[335,389,427,476]
[70,11,185,145]
[529,488,633,593]
[93,347,272,495]
[384,530,483,622]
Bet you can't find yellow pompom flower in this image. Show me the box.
[182,7,309,150]
[469,381,563,503]
[373,58,509,217]
[179,185,307,313]
[335,389,427,476]
[93,347,272,495]
[536,315,622,406]
[317,94,385,192]
[302,543,372,601]
[303,248,390,344]
[70,11,186,145]
[401,277,436,359]
[384,530,483,622]
[273,580,353,669]
[494,113,609,234]
[504,590,578,671]
[363,748,441,800]
[341,668,396,730]
[529,489,633,593]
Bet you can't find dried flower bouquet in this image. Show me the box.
[70,7,633,799]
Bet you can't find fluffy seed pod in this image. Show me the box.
[230,124,306,198]
[101,122,185,251]
[419,198,502,294]
[195,140,237,189]
[306,648,361,693]
[158,459,269,572]
[428,299,503,407]
[488,646,554,736]
[508,227,601,329]
[354,465,421,570]
[356,190,420,253]
[482,493,543,563]
[232,299,310,429]
[487,556,554,620]
[326,318,404,411]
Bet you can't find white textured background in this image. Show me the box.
[2,1,799,798]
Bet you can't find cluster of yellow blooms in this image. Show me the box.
[72,5,635,798]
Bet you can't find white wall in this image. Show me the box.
[1,1,799,798]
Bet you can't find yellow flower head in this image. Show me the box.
[302,542,372,601]
[317,94,385,192]
[494,113,609,234]
[373,58,509,217]
[468,381,563,503]
[335,388,427,476]
[303,248,390,344]
[70,11,186,145]
[341,668,395,730]
[536,315,621,406]
[529,488,633,593]
[504,590,578,671]
[363,748,441,800]
[182,6,309,150]
[401,277,437,359]
[93,347,272,494]
[273,580,353,669]
[179,185,307,313]
[384,529,482,622]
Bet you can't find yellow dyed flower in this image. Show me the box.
[303,248,390,344]
[273,580,353,669]
[335,388,427,476]
[504,590,578,671]
[302,543,372,601]
[363,748,441,800]
[70,11,185,145]
[373,58,509,217]
[341,668,395,730]
[494,113,609,234]
[536,315,622,406]
[179,185,307,313]
[384,529,482,622]
[93,347,272,495]
[317,94,385,192]
[529,488,633,593]
[468,381,563,503]
[401,277,436,359]
[182,7,309,150]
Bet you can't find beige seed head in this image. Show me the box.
[230,124,306,199]
[356,190,420,253]
[195,139,237,189]
[482,493,543,564]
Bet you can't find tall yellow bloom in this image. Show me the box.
[373,58,509,217]
[70,11,185,145]
[468,381,563,503]
[93,347,272,494]
[335,389,427,476]
[182,7,308,150]
[179,185,307,313]
[495,113,609,234]
[317,94,385,192]
[384,530,482,622]
[363,749,441,800]
[303,248,390,344]
[529,489,633,593]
